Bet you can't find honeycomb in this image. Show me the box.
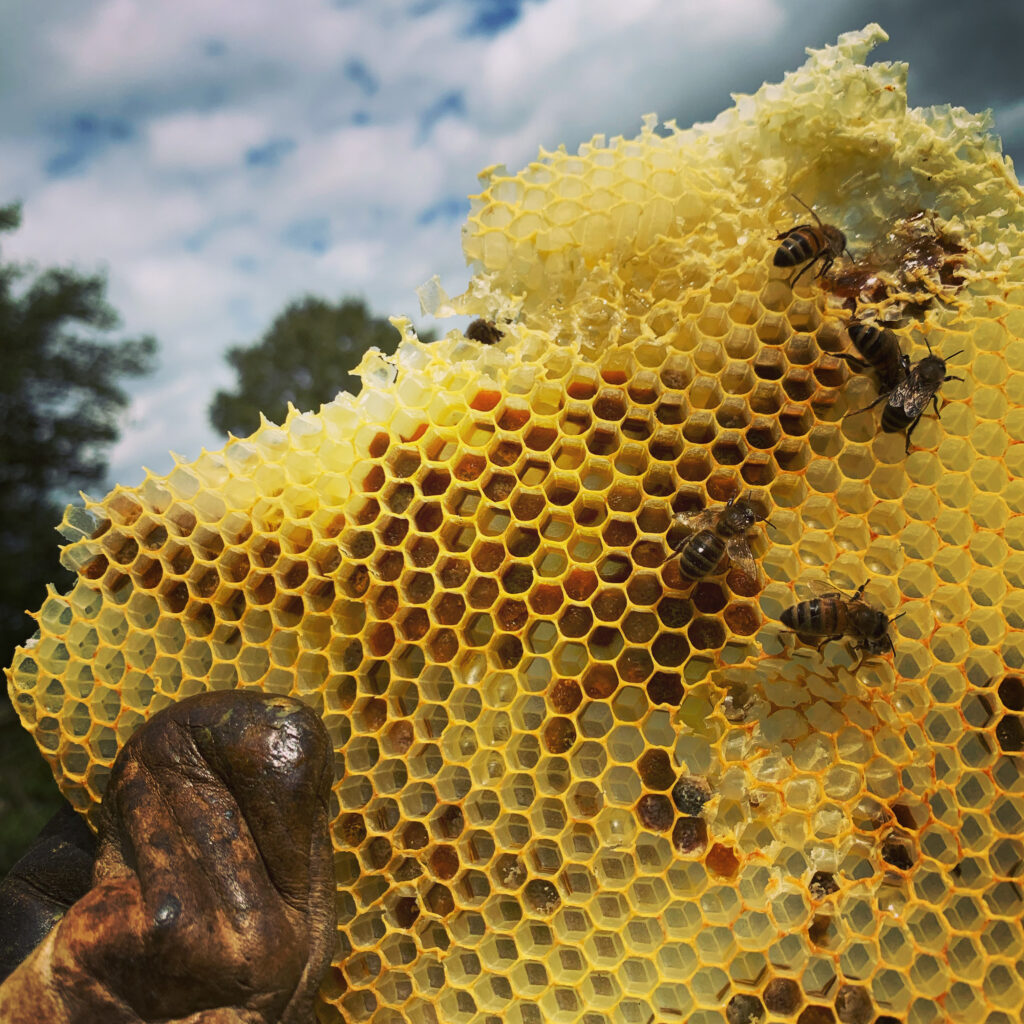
[7,23,1024,1024]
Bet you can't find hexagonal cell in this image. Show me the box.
[879,831,916,872]
[763,977,803,1016]
[472,541,506,575]
[672,776,711,816]
[636,794,674,832]
[725,992,765,1024]
[588,626,624,662]
[647,672,684,706]
[671,817,708,857]
[807,871,839,899]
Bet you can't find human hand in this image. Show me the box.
[0,690,336,1024]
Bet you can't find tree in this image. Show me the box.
[209,296,433,437]
[0,202,157,872]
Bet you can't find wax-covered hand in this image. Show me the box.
[0,690,336,1023]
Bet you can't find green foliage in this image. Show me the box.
[0,201,157,873]
[209,296,433,437]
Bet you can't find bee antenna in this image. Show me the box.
[764,517,777,532]
[924,336,934,356]
[790,192,823,228]
[889,612,907,623]
[945,349,964,361]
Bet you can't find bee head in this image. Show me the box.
[922,338,964,377]
[824,224,847,255]
[861,633,892,656]
[863,610,904,656]
[724,495,770,532]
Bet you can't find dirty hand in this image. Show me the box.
[0,690,336,1024]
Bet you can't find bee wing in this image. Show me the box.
[886,375,916,413]
[918,375,943,406]
[892,370,939,415]
[797,577,845,600]
[724,536,756,578]
[674,508,719,533]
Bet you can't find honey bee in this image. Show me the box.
[780,581,903,655]
[665,495,771,582]
[821,209,968,313]
[466,318,503,345]
[837,319,908,394]
[773,195,849,286]
[845,338,964,453]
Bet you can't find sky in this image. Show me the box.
[1,0,1022,492]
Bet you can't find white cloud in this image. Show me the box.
[296,122,440,207]
[119,254,249,339]
[48,0,348,89]
[476,0,782,140]
[147,110,271,170]
[7,168,208,265]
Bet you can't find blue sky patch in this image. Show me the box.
[282,217,331,254]
[203,38,227,57]
[345,59,379,96]
[45,113,134,178]
[245,137,297,169]
[418,91,466,141]
[464,0,534,37]
[417,196,469,225]
[408,0,445,15]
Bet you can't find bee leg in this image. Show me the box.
[904,414,924,454]
[782,629,816,646]
[852,646,870,672]
[661,536,688,567]
[835,353,871,374]
[779,630,811,655]
[788,257,819,289]
[815,634,843,652]
[852,581,868,600]
[843,391,890,419]
[944,375,965,384]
